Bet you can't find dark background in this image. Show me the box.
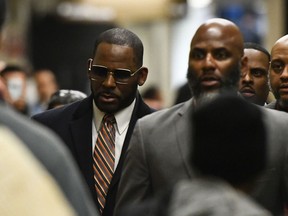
[28,13,116,94]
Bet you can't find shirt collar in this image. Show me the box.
[93,99,136,135]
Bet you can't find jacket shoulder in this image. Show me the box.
[32,98,89,126]
[138,100,191,126]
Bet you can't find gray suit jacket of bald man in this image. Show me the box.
[115,99,288,216]
[0,101,99,216]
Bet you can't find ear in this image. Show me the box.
[137,67,148,86]
[87,58,93,77]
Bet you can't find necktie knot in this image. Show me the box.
[103,114,116,125]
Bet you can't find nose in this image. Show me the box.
[280,65,288,81]
[203,53,216,73]
[241,70,253,84]
[102,72,117,88]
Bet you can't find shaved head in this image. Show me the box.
[271,35,288,54]
[191,18,244,58]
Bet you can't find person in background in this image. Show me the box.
[31,68,59,115]
[32,27,154,216]
[0,76,9,102]
[47,89,87,110]
[266,34,288,111]
[141,86,164,110]
[174,82,192,105]
[115,18,288,216]
[238,42,270,106]
[0,64,29,115]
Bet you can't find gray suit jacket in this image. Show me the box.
[115,99,288,216]
[0,101,99,216]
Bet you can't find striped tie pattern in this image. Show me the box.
[93,114,116,213]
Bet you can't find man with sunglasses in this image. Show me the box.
[32,28,154,216]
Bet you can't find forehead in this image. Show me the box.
[94,43,134,62]
[191,25,241,52]
[2,71,26,78]
[244,49,269,67]
[35,71,54,80]
[271,39,288,61]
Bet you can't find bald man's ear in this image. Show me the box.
[241,55,248,72]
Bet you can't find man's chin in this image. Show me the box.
[195,91,220,107]
[96,102,119,114]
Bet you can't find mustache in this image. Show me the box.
[187,65,241,97]
[200,74,221,82]
[280,84,288,88]
[239,85,255,92]
[96,90,118,98]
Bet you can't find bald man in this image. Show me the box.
[266,34,288,111]
[115,18,288,216]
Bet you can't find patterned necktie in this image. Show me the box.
[93,114,116,213]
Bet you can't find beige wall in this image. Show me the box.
[265,0,285,51]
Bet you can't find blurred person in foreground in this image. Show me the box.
[119,94,271,216]
[0,126,76,216]
[32,27,154,216]
[0,0,99,215]
[115,18,288,216]
[47,89,87,110]
[266,34,288,112]
[239,42,270,106]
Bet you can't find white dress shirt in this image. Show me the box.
[92,99,136,171]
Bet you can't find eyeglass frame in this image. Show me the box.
[88,58,143,85]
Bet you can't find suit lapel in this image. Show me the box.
[68,93,153,211]
[109,94,153,189]
[68,96,97,201]
[175,99,194,177]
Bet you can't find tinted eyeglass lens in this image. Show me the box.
[114,69,131,80]
[91,66,131,82]
[91,66,107,78]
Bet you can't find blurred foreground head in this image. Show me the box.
[192,94,266,191]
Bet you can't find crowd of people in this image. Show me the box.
[2,0,288,215]
[0,64,88,116]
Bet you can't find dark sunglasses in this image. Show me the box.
[89,64,142,85]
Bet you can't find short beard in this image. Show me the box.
[278,97,288,109]
[187,63,241,107]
